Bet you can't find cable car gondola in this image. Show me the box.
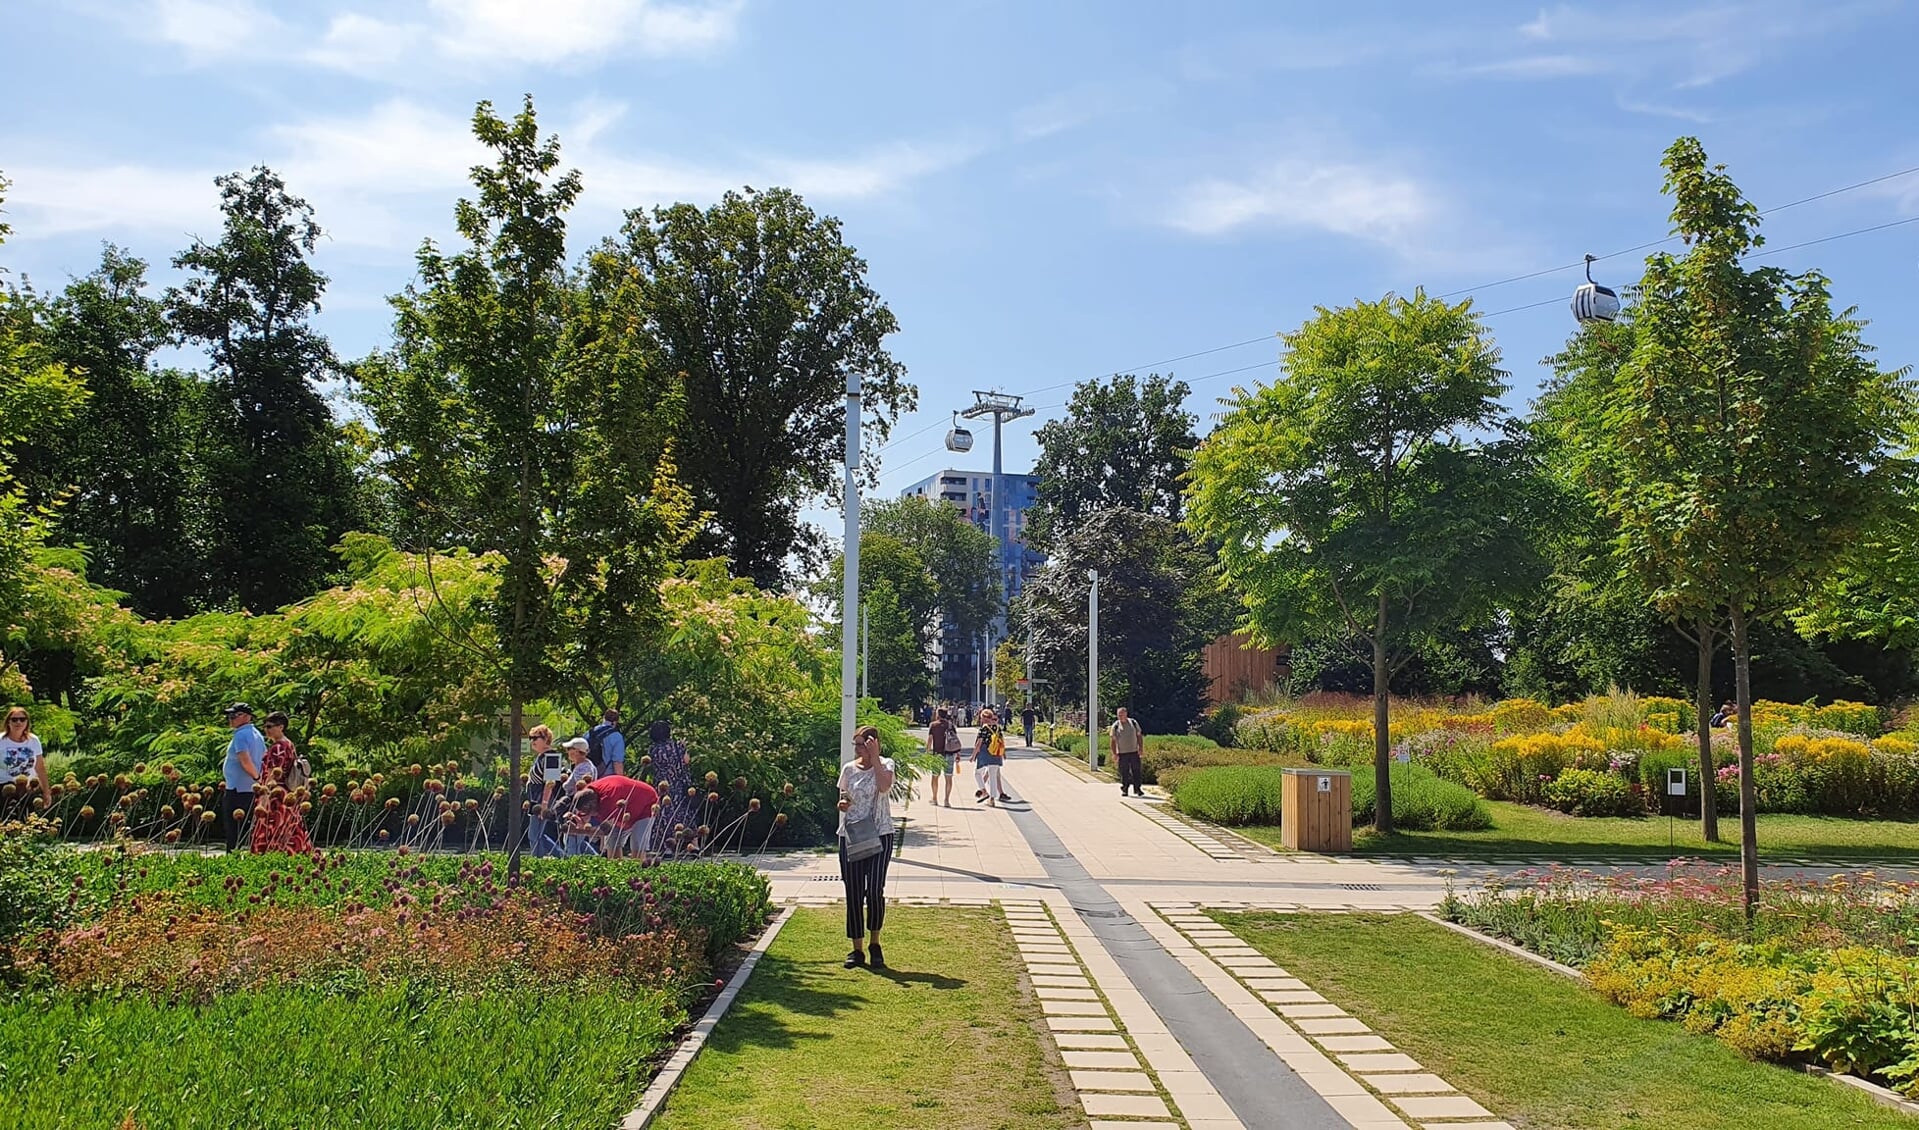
[1571,253,1620,324]
[945,412,974,453]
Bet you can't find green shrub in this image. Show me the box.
[1543,768,1643,817]
[1195,703,1243,747]
[1351,763,1491,831]
[1144,744,1307,785]
[1172,766,1285,825]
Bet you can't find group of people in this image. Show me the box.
[923,705,1020,807]
[212,701,699,858]
[919,701,1040,748]
[519,711,694,862]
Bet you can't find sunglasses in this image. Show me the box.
[5,716,25,724]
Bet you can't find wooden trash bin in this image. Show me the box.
[1280,768,1352,853]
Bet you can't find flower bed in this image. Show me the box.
[1225,692,1918,818]
[1442,865,1919,1095]
[0,828,773,1127]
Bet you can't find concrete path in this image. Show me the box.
[767,733,1909,1130]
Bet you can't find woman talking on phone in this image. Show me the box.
[837,725,895,969]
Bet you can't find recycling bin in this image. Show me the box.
[1280,768,1352,853]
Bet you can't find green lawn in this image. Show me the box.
[652,905,1080,1130]
[1227,800,1919,859]
[1213,911,1914,1130]
[0,985,679,1129]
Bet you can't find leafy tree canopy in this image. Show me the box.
[1027,371,1197,549]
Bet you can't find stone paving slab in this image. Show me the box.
[1071,1070,1159,1091]
[1364,1074,1452,1094]
[1082,1093,1174,1118]
[1392,1095,1492,1119]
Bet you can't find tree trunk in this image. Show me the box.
[1695,615,1719,842]
[506,697,525,882]
[1372,592,1393,835]
[1730,605,1759,921]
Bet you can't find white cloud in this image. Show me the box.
[430,0,740,65]
[133,0,742,74]
[1169,161,1432,244]
[1518,1,1881,88]
[1451,53,1605,79]
[150,0,282,61]
[4,99,975,249]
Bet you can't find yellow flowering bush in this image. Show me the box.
[1490,697,1556,735]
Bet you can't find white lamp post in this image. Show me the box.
[840,373,861,765]
[1087,568,1100,773]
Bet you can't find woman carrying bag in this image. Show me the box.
[837,725,895,969]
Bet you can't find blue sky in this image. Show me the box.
[5,0,1917,516]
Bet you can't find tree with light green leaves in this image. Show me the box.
[353,98,691,872]
[0,174,91,702]
[1596,137,1916,914]
[817,531,938,711]
[1188,291,1541,834]
[861,496,1002,652]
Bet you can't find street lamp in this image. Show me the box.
[840,373,861,765]
[1087,568,1099,773]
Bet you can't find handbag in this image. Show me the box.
[842,808,886,862]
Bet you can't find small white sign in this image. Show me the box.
[1317,776,1332,793]
[1667,767,1688,796]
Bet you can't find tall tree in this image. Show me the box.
[354,97,690,873]
[1021,507,1231,735]
[167,167,360,612]
[0,173,91,700]
[1027,372,1198,549]
[602,187,914,588]
[1537,313,1728,840]
[28,246,210,617]
[817,531,938,711]
[862,496,1002,650]
[1188,292,1540,833]
[1596,138,1916,914]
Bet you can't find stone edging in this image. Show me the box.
[619,905,796,1130]
[1418,912,1919,1119]
[1415,912,1585,980]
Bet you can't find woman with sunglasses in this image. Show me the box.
[836,725,895,969]
[2,707,52,823]
[250,711,313,855]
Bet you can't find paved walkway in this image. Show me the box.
[767,735,1910,1129]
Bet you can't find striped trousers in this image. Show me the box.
[839,833,894,939]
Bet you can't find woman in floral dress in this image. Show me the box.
[250,711,313,855]
[646,719,694,856]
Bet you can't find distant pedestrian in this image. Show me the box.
[837,725,895,969]
[927,708,960,806]
[558,736,599,856]
[1110,707,1145,798]
[250,711,312,855]
[1020,704,1037,748]
[647,719,694,855]
[1,706,51,823]
[221,702,265,853]
[589,708,625,777]
[1710,701,1738,728]
[974,708,1009,806]
[524,725,566,858]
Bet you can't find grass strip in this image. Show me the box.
[1214,910,1915,1130]
[1226,801,1919,859]
[0,984,679,1128]
[651,905,1079,1130]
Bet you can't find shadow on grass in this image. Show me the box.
[867,967,968,990]
[702,953,867,1055]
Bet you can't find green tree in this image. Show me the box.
[0,174,91,701]
[817,532,938,711]
[1535,313,1731,840]
[1795,420,1919,651]
[1021,508,1230,734]
[354,97,690,872]
[166,167,362,612]
[24,246,211,617]
[1027,372,1198,549]
[990,637,1027,706]
[861,496,1002,650]
[1188,291,1539,833]
[1596,138,1916,912]
[601,187,914,588]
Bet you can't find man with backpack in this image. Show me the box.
[926,707,960,806]
[588,708,625,777]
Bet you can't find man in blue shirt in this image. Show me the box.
[591,708,626,777]
[222,702,265,852]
